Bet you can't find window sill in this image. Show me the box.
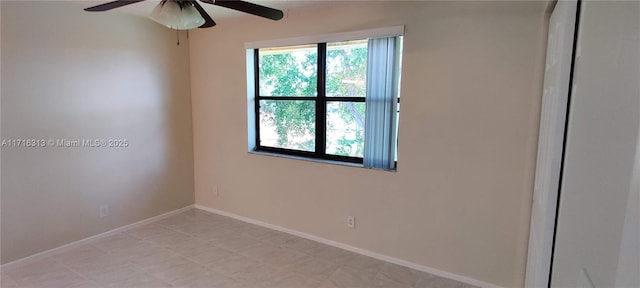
[248,150,397,172]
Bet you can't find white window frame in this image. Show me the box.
[246,26,404,169]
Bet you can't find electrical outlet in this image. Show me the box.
[347,216,355,229]
[213,186,219,196]
[99,205,110,218]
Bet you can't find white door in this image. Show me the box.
[525,1,577,287]
[550,0,640,286]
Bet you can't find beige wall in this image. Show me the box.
[190,1,547,286]
[0,1,194,264]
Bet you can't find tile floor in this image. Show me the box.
[1,209,476,288]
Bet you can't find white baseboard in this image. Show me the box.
[195,205,500,288]
[0,205,194,272]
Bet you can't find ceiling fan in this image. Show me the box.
[84,0,284,30]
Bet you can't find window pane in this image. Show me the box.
[259,45,317,97]
[259,100,315,151]
[326,40,368,97]
[326,101,365,157]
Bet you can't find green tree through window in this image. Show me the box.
[257,41,368,159]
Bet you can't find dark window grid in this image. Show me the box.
[254,44,365,164]
[258,96,365,102]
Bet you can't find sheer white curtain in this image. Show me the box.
[363,36,400,170]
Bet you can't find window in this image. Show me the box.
[248,31,402,170]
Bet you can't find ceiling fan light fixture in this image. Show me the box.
[150,0,205,30]
[180,4,205,28]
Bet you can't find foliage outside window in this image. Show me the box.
[253,38,399,165]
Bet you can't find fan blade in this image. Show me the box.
[84,0,146,12]
[192,1,216,28]
[203,0,283,21]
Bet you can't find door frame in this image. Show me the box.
[525,1,580,287]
